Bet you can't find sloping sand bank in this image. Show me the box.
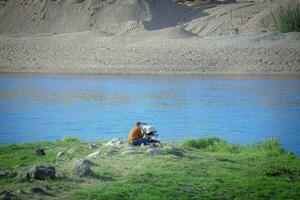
[0,0,299,74]
[1,29,299,74]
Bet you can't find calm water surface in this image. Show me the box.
[0,74,299,154]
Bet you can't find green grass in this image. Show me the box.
[277,2,300,33]
[0,137,299,199]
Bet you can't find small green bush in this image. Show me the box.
[277,2,300,33]
[58,135,80,142]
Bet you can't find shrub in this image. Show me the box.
[58,135,80,142]
[277,2,300,33]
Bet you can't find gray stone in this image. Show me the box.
[0,171,9,179]
[147,148,162,156]
[13,189,26,195]
[163,146,184,157]
[0,190,14,200]
[72,159,95,177]
[146,145,156,149]
[17,165,56,181]
[88,144,98,150]
[35,148,46,156]
[27,185,51,196]
[104,138,124,148]
[55,171,66,179]
[104,148,118,156]
[86,150,100,159]
[121,150,137,155]
[54,147,65,152]
[124,147,134,151]
[67,148,77,154]
[57,151,65,157]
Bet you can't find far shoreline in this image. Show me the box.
[0,136,299,156]
[1,71,300,79]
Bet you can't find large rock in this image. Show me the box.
[104,138,124,148]
[18,165,56,181]
[72,159,95,177]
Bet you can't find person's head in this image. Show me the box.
[136,121,141,128]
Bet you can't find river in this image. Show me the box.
[0,74,299,154]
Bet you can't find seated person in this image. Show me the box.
[128,122,149,146]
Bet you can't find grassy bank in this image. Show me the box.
[0,137,300,199]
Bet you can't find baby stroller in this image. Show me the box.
[141,123,162,147]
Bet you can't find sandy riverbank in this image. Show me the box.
[1,29,299,75]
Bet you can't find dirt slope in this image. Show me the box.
[0,0,299,74]
[0,0,294,35]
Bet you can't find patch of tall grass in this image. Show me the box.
[183,137,285,155]
[253,138,284,152]
[183,137,242,153]
[277,2,300,33]
[58,135,80,142]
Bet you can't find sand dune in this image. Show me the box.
[0,0,299,74]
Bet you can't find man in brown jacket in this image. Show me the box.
[128,122,149,146]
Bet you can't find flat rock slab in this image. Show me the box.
[86,150,100,159]
[121,150,138,155]
[104,138,124,148]
[27,185,52,196]
[57,151,65,157]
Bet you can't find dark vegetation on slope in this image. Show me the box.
[277,2,300,33]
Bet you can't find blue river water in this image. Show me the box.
[0,74,299,154]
